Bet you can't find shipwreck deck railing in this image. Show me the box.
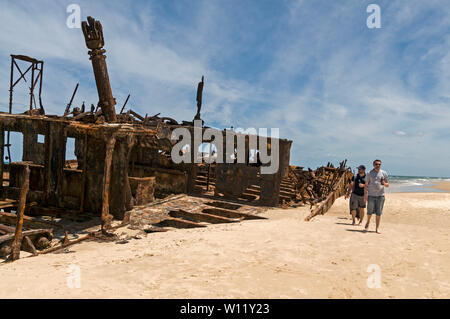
[304,169,353,221]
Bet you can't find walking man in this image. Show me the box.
[345,165,366,225]
[364,159,389,234]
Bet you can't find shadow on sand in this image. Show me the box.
[345,228,376,233]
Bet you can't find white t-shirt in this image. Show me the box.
[366,169,388,196]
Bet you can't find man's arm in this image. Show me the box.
[382,172,389,188]
[364,175,369,203]
[345,181,355,199]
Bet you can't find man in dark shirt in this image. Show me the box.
[345,165,367,225]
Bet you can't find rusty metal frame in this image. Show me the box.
[8,55,44,114]
[6,55,44,164]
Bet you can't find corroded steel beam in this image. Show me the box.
[82,16,117,122]
[101,135,116,231]
[10,165,30,261]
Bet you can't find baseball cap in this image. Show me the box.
[358,165,366,170]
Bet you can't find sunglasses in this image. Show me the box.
[374,163,381,166]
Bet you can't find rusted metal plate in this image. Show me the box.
[169,209,242,224]
[129,176,155,205]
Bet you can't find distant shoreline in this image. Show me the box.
[387,176,450,194]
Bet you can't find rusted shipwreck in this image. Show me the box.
[0,17,352,260]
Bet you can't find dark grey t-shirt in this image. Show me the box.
[366,169,388,196]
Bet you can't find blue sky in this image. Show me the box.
[0,0,449,177]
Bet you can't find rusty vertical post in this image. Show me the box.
[79,132,88,212]
[7,57,14,164]
[109,135,136,218]
[8,57,13,114]
[43,122,65,207]
[10,165,30,261]
[29,63,35,110]
[38,61,44,113]
[82,17,117,122]
[101,135,116,232]
[123,135,135,212]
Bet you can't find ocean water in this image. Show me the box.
[385,175,450,193]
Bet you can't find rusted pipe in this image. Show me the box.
[10,165,30,261]
[101,135,116,232]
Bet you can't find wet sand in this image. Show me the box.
[429,181,450,192]
[0,193,449,298]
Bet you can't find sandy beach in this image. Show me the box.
[0,192,449,299]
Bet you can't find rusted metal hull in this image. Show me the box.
[0,16,354,261]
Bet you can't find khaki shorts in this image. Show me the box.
[350,194,366,212]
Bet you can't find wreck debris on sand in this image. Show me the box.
[0,16,352,261]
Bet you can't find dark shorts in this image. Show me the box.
[367,196,385,216]
[350,194,366,212]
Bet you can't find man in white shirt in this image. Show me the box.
[364,159,389,234]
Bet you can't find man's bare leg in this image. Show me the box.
[365,214,371,230]
[358,208,365,225]
[375,215,381,234]
[351,210,356,225]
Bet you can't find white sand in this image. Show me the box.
[1,192,449,298]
